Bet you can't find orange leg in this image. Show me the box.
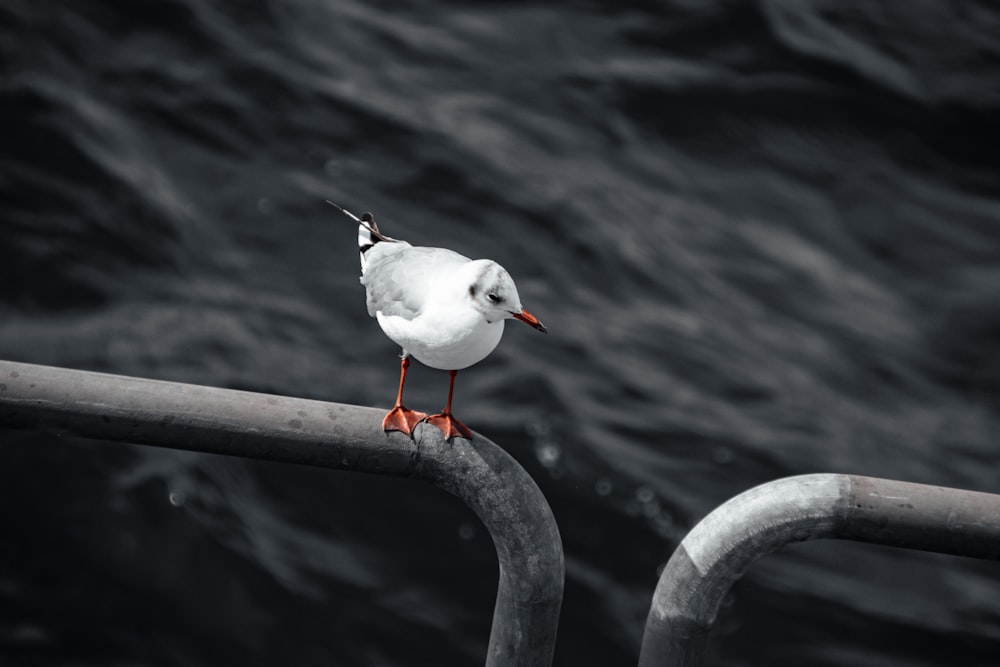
[381,356,427,436]
[425,370,473,440]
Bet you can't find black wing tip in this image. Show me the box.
[332,200,396,244]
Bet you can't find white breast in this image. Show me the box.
[376,308,505,370]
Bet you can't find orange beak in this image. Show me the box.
[513,308,547,333]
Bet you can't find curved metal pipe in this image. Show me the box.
[0,360,564,667]
[639,473,1000,666]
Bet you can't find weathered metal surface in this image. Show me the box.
[841,475,1000,560]
[639,473,1000,666]
[0,359,564,667]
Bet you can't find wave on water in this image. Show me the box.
[2,1,999,665]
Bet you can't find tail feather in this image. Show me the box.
[357,212,381,273]
[326,201,397,275]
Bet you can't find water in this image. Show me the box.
[2,1,1000,665]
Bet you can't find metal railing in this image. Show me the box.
[638,473,1000,666]
[0,360,564,667]
[4,360,1000,666]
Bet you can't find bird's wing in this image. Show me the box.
[361,245,470,320]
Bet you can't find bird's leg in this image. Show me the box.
[425,370,473,440]
[381,355,427,436]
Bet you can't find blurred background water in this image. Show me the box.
[2,1,1000,665]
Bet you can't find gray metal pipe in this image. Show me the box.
[639,473,1000,666]
[0,360,564,667]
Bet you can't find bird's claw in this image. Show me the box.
[424,412,473,441]
[382,405,428,436]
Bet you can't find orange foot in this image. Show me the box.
[425,412,473,440]
[382,405,428,436]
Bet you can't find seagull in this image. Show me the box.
[329,201,547,440]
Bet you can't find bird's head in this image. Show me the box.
[466,260,547,333]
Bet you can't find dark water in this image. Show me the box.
[3,1,1000,665]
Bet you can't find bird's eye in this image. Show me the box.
[487,293,501,303]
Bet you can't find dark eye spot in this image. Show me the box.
[487,293,501,303]
[469,285,477,298]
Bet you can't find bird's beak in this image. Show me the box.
[513,308,547,334]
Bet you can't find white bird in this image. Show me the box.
[329,202,547,440]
